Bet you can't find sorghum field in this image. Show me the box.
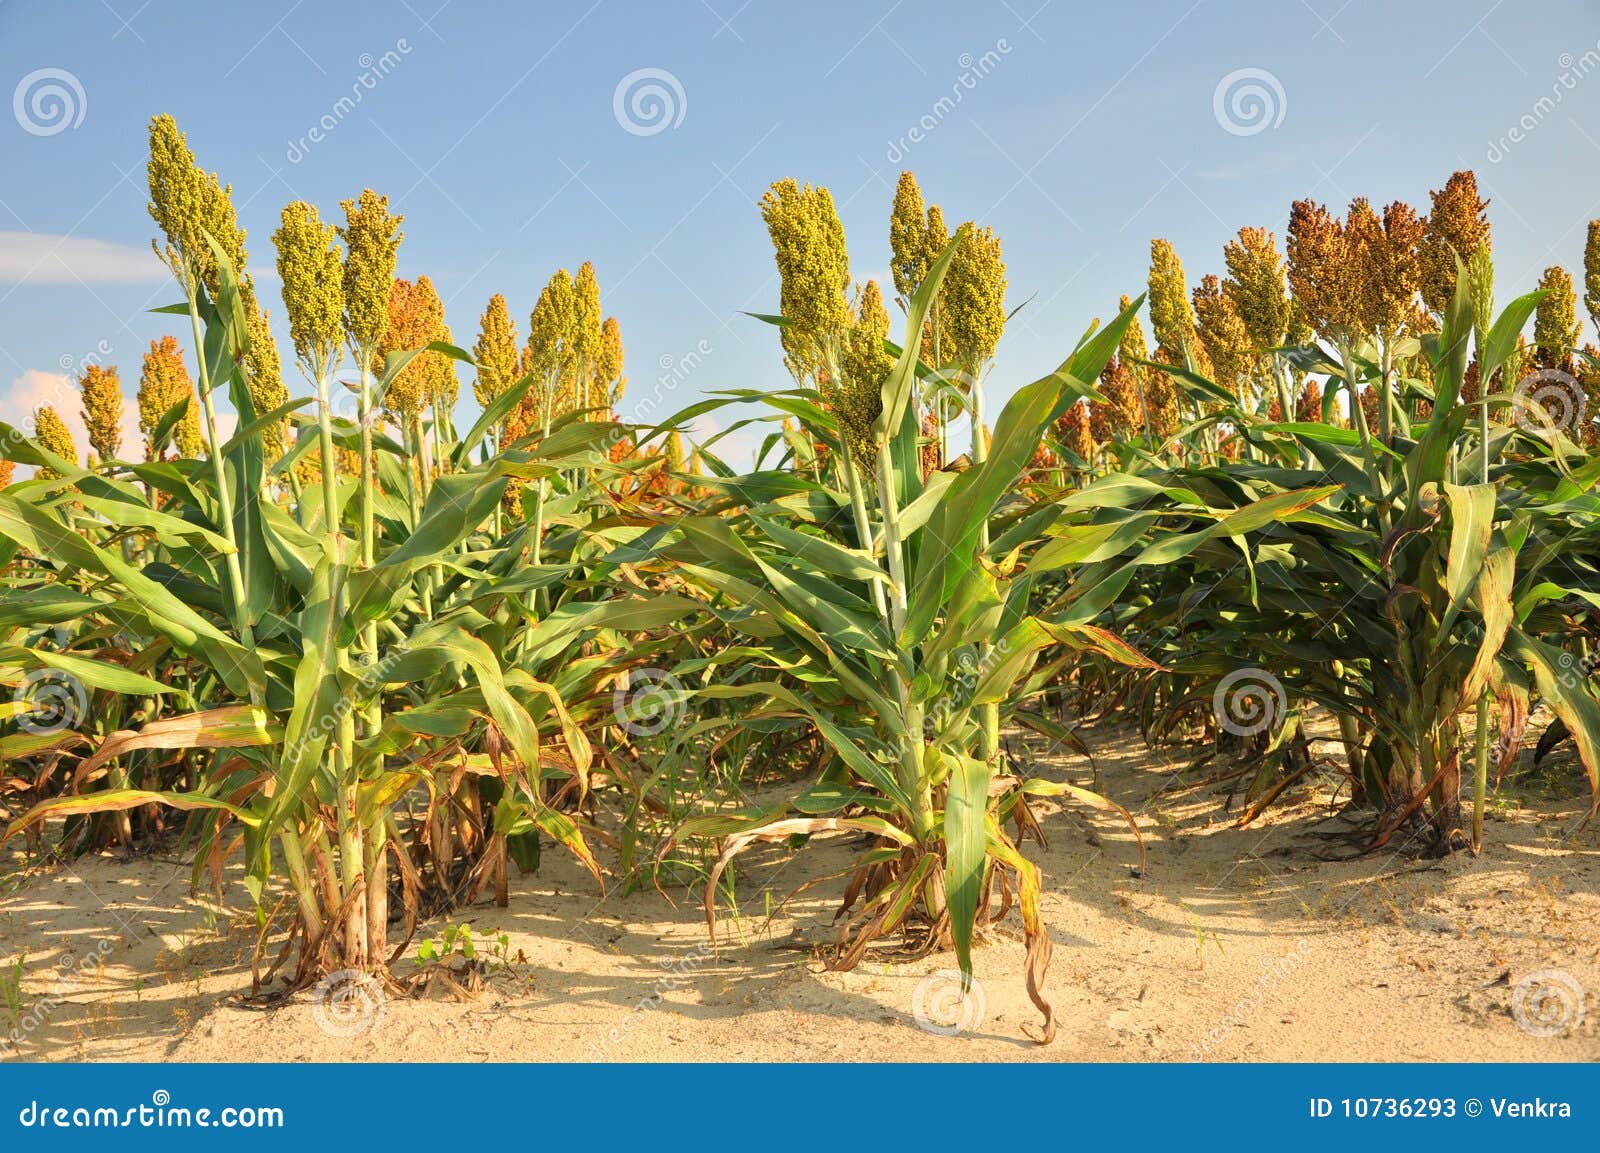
[3,110,1599,1063]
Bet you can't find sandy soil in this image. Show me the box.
[2,721,1596,1063]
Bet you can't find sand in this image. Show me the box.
[2,721,1596,1063]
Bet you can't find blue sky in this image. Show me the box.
[5,0,1600,461]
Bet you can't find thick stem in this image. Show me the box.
[364,816,388,962]
[187,292,256,658]
[356,352,384,965]
[875,446,909,630]
[280,827,325,947]
[357,357,376,585]
[314,373,341,537]
[1377,336,1394,447]
[434,767,455,889]
[530,374,555,618]
[1271,355,1302,466]
[307,367,357,970]
[970,367,1000,765]
[405,415,434,617]
[931,303,947,467]
[488,427,504,539]
[1329,660,1366,786]
[1339,339,1389,535]
[840,437,889,625]
[338,790,366,968]
[874,444,933,842]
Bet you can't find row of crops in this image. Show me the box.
[2,117,1597,1043]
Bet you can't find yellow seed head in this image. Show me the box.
[1287,198,1361,342]
[572,261,603,367]
[1534,265,1582,369]
[1584,221,1600,331]
[597,315,625,414]
[1118,292,1150,367]
[472,293,520,409]
[1192,274,1252,400]
[33,405,76,478]
[663,428,686,473]
[1148,238,1204,368]
[145,114,252,303]
[1222,227,1290,350]
[338,189,404,364]
[78,363,124,462]
[380,274,451,423]
[1285,297,1312,347]
[137,335,203,459]
[1112,294,1150,431]
[522,269,577,428]
[1419,171,1490,314]
[570,261,607,417]
[272,200,345,377]
[834,279,894,465]
[924,204,950,274]
[942,223,1006,370]
[1342,197,1384,334]
[889,171,930,302]
[526,269,575,382]
[1345,198,1423,338]
[245,304,289,460]
[759,178,850,381]
[432,319,458,411]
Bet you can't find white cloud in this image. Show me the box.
[0,231,166,285]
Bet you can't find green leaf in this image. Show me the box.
[3,790,259,845]
[1440,482,1496,642]
[1480,289,1544,386]
[943,750,991,988]
[1507,633,1600,804]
